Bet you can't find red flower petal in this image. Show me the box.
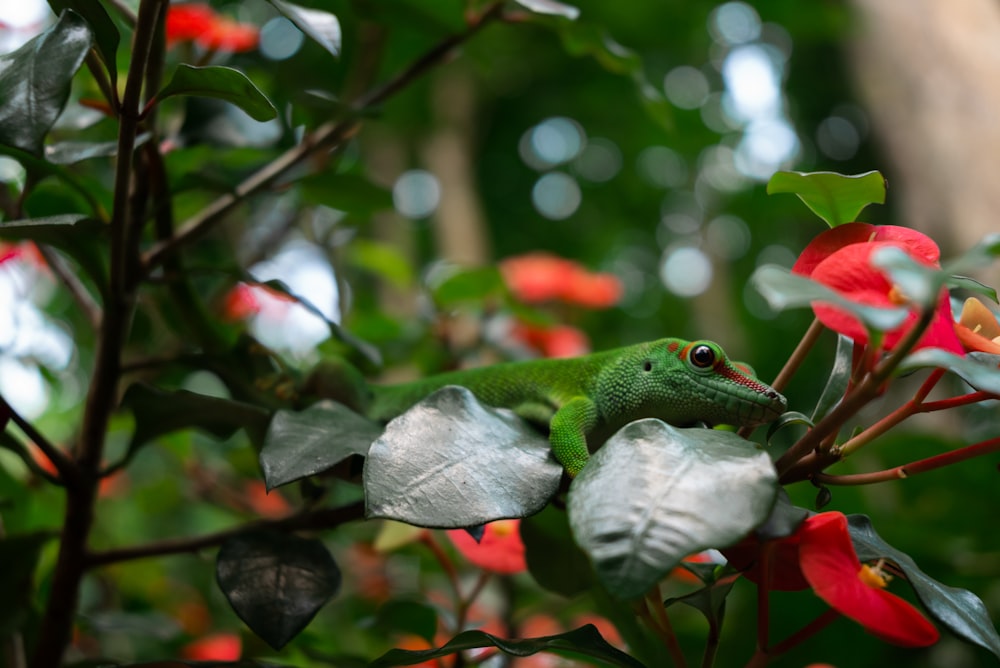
[446,519,526,574]
[510,322,590,358]
[723,531,810,592]
[166,3,217,45]
[793,223,940,278]
[809,242,962,354]
[798,513,939,648]
[198,18,259,52]
[500,253,576,303]
[560,271,623,308]
[181,632,242,661]
[793,222,877,277]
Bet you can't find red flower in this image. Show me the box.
[243,480,290,518]
[166,3,259,52]
[725,512,939,648]
[447,519,527,575]
[165,3,216,44]
[0,242,45,269]
[510,322,590,358]
[500,253,622,308]
[792,223,962,354]
[201,17,259,52]
[222,282,295,321]
[181,632,242,661]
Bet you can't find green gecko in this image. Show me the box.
[315,338,787,477]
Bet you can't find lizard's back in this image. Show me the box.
[367,350,613,423]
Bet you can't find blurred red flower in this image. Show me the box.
[447,519,526,575]
[792,223,962,354]
[244,479,290,518]
[725,512,939,648]
[181,632,242,661]
[166,3,259,52]
[222,282,295,321]
[511,322,590,358]
[500,253,622,308]
[0,242,45,269]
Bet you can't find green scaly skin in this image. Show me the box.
[363,338,787,477]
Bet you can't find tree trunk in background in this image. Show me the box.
[847,0,1000,285]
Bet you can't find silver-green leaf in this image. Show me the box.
[568,420,778,600]
[363,386,561,528]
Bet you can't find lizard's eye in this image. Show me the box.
[689,344,716,368]
[642,360,653,372]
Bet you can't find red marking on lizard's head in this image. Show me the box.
[667,340,681,353]
[714,359,774,395]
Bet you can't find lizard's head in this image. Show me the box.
[625,338,787,429]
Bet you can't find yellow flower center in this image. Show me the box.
[887,285,910,306]
[857,560,891,589]
[491,520,518,537]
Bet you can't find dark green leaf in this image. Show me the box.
[753,489,810,541]
[431,267,505,306]
[121,383,271,453]
[260,400,381,490]
[664,575,738,642]
[0,145,105,216]
[812,335,853,422]
[0,215,107,289]
[752,264,908,331]
[363,387,561,528]
[767,170,886,227]
[896,349,1000,394]
[948,276,998,303]
[0,532,52,635]
[374,600,439,644]
[217,530,341,649]
[370,624,645,668]
[269,0,342,57]
[46,0,119,85]
[45,134,150,165]
[348,240,415,289]
[515,0,581,20]
[521,505,595,597]
[299,172,393,214]
[568,420,778,600]
[847,514,1000,658]
[764,411,813,443]
[0,10,92,155]
[158,65,277,122]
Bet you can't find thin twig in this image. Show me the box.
[815,436,1000,486]
[0,395,72,481]
[86,501,365,567]
[738,318,823,439]
[34,245,101,330]
[775,305,936,480]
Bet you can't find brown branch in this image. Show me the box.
[86,501,366,568]
[814,436,1000,486]
[775,304,936,481]
[738,318,823,438]
[31,2,166,665]
[34,245,101,330]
